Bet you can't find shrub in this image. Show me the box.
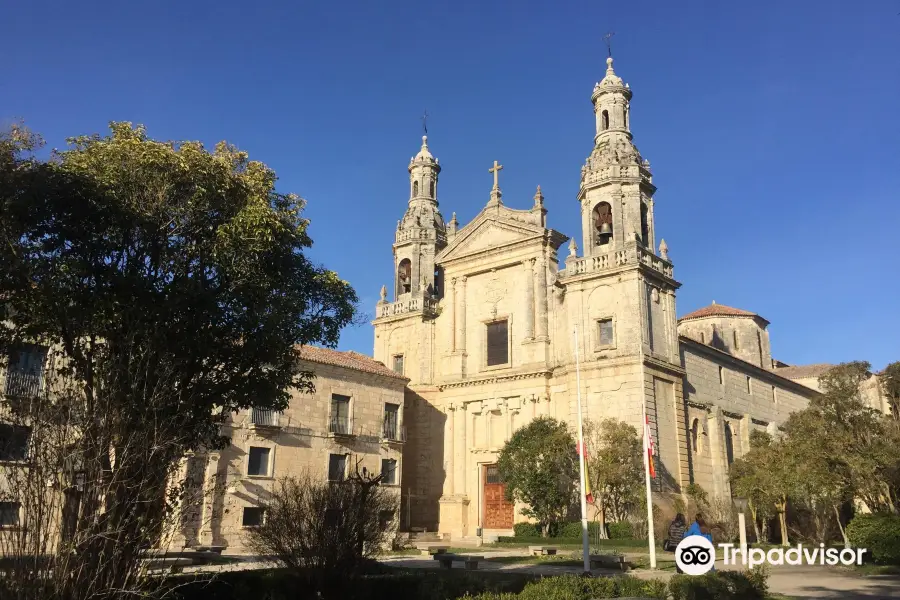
[556,521,601,539]
[669,570,767,600]
[846,513,900,565]
[513,522,540,538]
[607,521,634,539]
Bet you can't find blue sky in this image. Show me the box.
[3,1,899,370]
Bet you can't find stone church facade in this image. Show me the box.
[371,56,821,541]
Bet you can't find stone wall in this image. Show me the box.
[679,338,815,499]
[182,359,406,552]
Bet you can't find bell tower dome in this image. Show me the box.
[578,56,657,257]
[392,136,447,300]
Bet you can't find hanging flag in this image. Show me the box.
[645,415,656,479]
[577,441,594,504]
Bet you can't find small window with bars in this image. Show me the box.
[328,453,347,482]
[0,502,20,527]
[486,320,509,366]
[485,464,501,484]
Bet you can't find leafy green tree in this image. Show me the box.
[882,362,900,422]
[0,123,357,597]
[584,418,642,538]
[729,431,795,546]
[496,416,578,537]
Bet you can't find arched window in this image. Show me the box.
[592,202,613,245]
[429,180,435,198]
[601,110,609,131]
[433,266,443,298]
[691,419,700,454]
[413,181,419,196]
[624,107,629,130]
[724,423,735,466]
[397,259,412,296]
[640,202,649,247]
[700,332,706,344]
[733,330,740,351]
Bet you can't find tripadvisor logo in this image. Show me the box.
[675,535,867,575]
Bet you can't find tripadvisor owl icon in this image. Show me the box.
[675,535,716,575]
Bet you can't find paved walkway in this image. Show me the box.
[181,548,900,599]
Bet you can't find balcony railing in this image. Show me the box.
[3,371,43,399]
[329,415,353,436]
[381,417,406,442]
[250,408,280,428]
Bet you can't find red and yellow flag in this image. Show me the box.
[577,441,594,503]
[645,416,656,478]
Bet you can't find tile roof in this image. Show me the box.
[296,346,409,382]
[773,363,835,381]
[679,302,766,323]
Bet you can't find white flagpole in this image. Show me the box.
[642,395,657,569]
[573,325,590,574]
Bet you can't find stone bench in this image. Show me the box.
[589,554,628,572]
[528,545,558,556]
[417,543,450,556]
[433,553,483,570]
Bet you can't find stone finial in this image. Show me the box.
[659,238,669,260]
[568,237,578,257]
[379,285,387,303]
[533,185,544,208]
[487,160,503,207]
[448,212,458,235]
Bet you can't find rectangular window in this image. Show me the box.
[772,386,777,404]
[381,458,397,485]
[746,376,752,395]
[4,345,47,398]
[330,394,351,435]
[324,508,342,528]
[733,330,740,351]
[0,502,20,527]
[597,318,614,347]
[718,366,725,385]
[247,447,270,476]
[0,424,30,461]
[392,355,404,375]
[242,506,264,527]
[328,453,347,482]
[486,320,509,366]
[485,464,501,484]
[382,403,400,440]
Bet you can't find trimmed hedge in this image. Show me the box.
[509,521,635,541]
[466,572,766,600]
[846,513,900,565]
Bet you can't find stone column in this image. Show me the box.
[535,253,548,339]
[444,406,455,495]
[523,260,534,339]
[453,403,466,495]
[449,278,457,352]
[456,276,467,352]
[198,452,220,546]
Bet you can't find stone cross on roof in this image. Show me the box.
[487,160,504,206]
[489,160,503,189]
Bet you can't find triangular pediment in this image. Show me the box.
[437,209,545,262]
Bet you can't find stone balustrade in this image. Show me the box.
[375,296,439,319]
[560,241,673,280]
[395,228,447,245]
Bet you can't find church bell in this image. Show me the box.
[599,222,612,235]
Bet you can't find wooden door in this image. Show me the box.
[483,464,513,529]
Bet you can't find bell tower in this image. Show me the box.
[562,53,686,494]
[579,56,657,255]
[393,136,447,300]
